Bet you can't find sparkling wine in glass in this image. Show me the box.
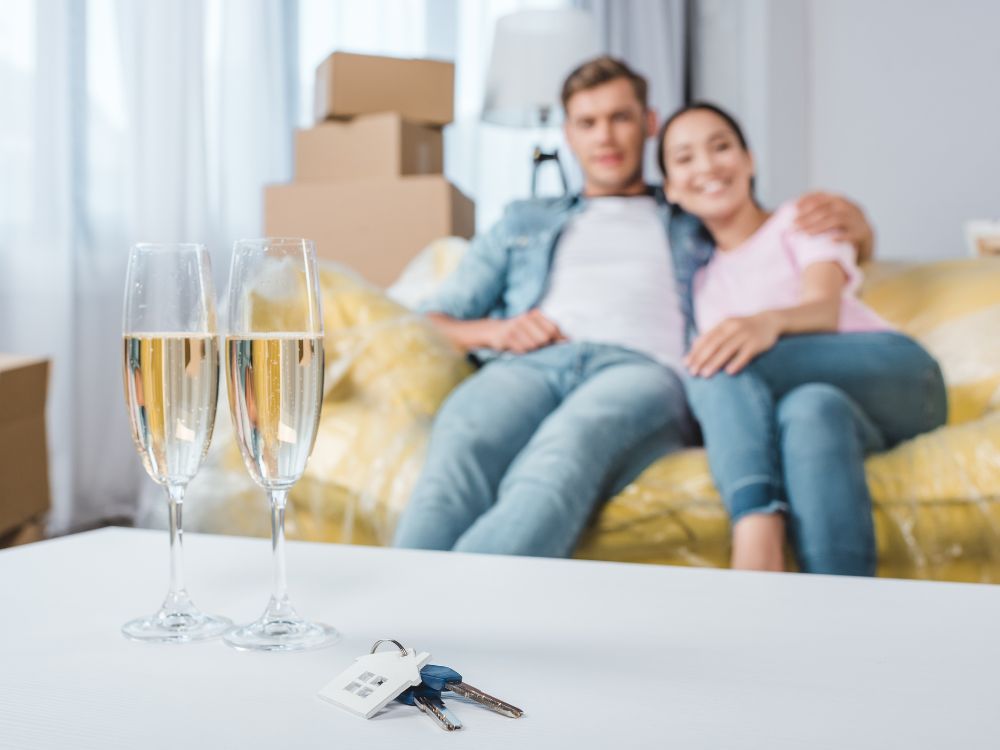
[121,243,232,642]
[222,237,339,652]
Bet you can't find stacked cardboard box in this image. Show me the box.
[266,52,475,287]
[0,354,50,548]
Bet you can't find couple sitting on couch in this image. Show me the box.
[392,56,947,576]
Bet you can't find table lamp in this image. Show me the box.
[482,8,600,196]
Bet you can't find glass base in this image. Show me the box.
[224,615,340,652]
[122,610,232,643]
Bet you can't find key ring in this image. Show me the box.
[370,639,408,657]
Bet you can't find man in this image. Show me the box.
[393,56,875,573]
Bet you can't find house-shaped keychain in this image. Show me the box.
[319,640,432,719]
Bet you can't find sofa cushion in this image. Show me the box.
[860,258,1000,423]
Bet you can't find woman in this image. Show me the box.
[658,102,947,575]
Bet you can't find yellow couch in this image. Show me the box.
[186,255,1000,582]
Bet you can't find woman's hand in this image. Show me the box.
[685,312,781,377]
[686,262,845,375]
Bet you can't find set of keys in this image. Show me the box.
[318,639,524,732]
[395,663,523,731]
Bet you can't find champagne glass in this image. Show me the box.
[222,237,339,652]
[121,243,232,642]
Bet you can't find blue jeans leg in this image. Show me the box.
[747,332,948,445]
[453,350,693,557]
[392,357,560,550]
[778,383,884,576]
[684,371,786,523]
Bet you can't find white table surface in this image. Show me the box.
[0,528,998,749]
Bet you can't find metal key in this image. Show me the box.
[397,684,463,731]
[414,693,463,731]
[421,665,524,719]
[446,680,524,718]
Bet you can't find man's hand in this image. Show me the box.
[795,192,875,263]
[426,310,566,353]
[490,309,566,353]
[685,313,781,377]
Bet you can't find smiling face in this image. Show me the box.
[563,77,657,196]
[661,108,755,221]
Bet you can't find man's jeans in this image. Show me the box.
[684,332,948,576]
[393,343,696,557]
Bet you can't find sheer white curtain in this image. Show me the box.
[0,0,297,533]
[1,0,86,534]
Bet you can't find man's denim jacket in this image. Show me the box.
[420,188,715,362]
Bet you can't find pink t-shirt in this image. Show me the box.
[693,201,892,334]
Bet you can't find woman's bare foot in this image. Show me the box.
[731,513,786,571]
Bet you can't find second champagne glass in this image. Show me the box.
[223,237,339,651]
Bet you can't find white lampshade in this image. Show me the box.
[482,8,600,128]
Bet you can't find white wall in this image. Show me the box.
[695,0,1000,261]
[809,0,1000,260]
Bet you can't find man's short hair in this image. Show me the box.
[560,55,649,112]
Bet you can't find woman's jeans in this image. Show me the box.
[684,332,948,576]
[393,342,696,558]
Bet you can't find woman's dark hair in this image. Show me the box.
[656,101,751,179]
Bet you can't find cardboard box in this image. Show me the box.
[295,113,444,181]
[264,176,474,286]
[314,51,454,126]
[0,355,50,537]
[0,517,45,549]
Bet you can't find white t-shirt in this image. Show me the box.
[539,196,685,369]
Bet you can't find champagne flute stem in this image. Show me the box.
[164,483,191,611]
[269,489,290,608]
